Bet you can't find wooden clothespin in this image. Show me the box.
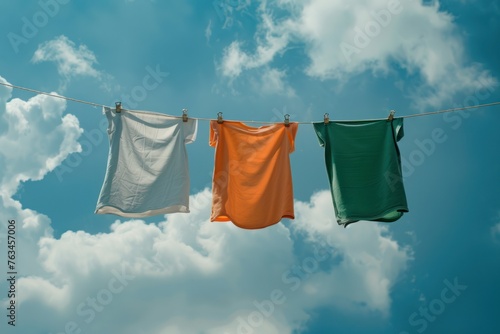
[387,110,395,121]
[324,113,330,124]
[217,112,224,124]
[182,109,188,122]
[115,102,122,113]
[284,114,290,127]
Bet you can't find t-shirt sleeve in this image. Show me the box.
[313,122,326,147]
[103,106,116,135]
[393,118,404,142]
[183,118,198,144]
[209,120,218,147]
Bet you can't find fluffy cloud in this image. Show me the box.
[249,68,296,97]
[32,35,100,79]
[31,35,114,91]
[5,189,411,334]
[0,74,83,289]
[0,77,82,197]
[219,0,497,107]
[292,191,412,315]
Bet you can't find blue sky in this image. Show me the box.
[0,0,499,333]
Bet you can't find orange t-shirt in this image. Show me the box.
[209,120,298,229]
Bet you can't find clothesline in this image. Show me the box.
[1,81,499,123]
[0,81,103,108]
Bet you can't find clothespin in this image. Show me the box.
[324,113,330,124]
[115,102,122,113]
[217,112,224,124]
[387,110,395,121]
[284,114,290,127]
[182,108,188,122]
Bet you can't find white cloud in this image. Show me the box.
[220,41,252,78]
[291,191,412,316]
[31,35,114,91]
[32,35,100,79]
[0,76,82,197]
[213,0,254,30]
[219,0,497,107]
[0,75,83,285]
[4,189,411,333]
[251,68,296,96]
[205,20,213,44]
[219,15,290,79]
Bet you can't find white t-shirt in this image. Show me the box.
[95,107,197,217]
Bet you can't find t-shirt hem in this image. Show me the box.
[211,213,295,230]
[95,204,190,218]
[337,206,409,226]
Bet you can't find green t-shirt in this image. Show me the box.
[313,119,408,226]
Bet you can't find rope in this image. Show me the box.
[1,81,499,123]
[0,82,104,108]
